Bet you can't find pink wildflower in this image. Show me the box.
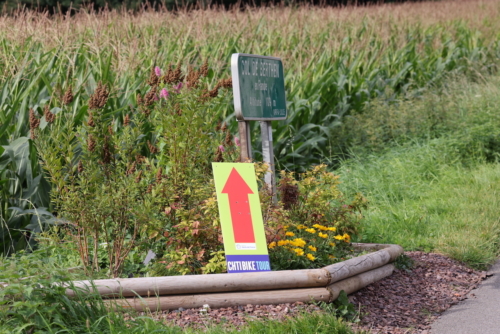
[218,145,225,152]
[174,82,183,93]
[153,95,159,101]
[160,88,169,99]
[234,137,240,146]
[155,66,161,77]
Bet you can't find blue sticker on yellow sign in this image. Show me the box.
[212,163,271,273]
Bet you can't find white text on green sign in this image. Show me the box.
[231,53,287,121]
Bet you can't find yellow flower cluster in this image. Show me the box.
[308,245,317,252]
[293,248,304,256]
[276,238,306,248]
[291,238,306,248]
[277,240,288,246]
[333,233,351,242]
[318,232,328,239]
[268,219,353,265]
[312,224,336,232]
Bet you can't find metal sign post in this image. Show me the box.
[237,120,252,162]
[259,120,276,199]
[231,53,287,198]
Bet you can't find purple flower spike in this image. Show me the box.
[234,137,240,146]
[155,66,161,77]
[174,82,183,93]
[218,145,225,152]
[160,88,169,99]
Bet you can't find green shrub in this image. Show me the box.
[35,62,235,277]
[265,164,367,270]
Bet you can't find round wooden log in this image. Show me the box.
[328,264,395,299]
[324,244,403,284]
[64,242,402,307]
[108,265,394,312]
[352,242,393,251]
[66,268,331,297]
[110,287,331,312]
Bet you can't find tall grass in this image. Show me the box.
[338,76,500,269]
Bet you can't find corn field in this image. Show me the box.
[1,0,500,253]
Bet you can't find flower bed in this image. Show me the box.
[33,62,372,286]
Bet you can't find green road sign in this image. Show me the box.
[231,53,287,121]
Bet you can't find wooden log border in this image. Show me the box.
[67,243,403,311]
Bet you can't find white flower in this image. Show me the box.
[200,304,211,315]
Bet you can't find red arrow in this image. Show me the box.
[222,167,255,243]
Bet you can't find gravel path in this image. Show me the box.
[136,251,487,333]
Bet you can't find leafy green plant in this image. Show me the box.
[35,80,161,277]
[34,62,236,277]
[265,164,368,270]
[317,291,360,323]
[0,249,191,333]
[147,65,237,276]
[0,137,52,255]
[394,254,415,272]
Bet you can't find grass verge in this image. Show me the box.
[338,76,500,270]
